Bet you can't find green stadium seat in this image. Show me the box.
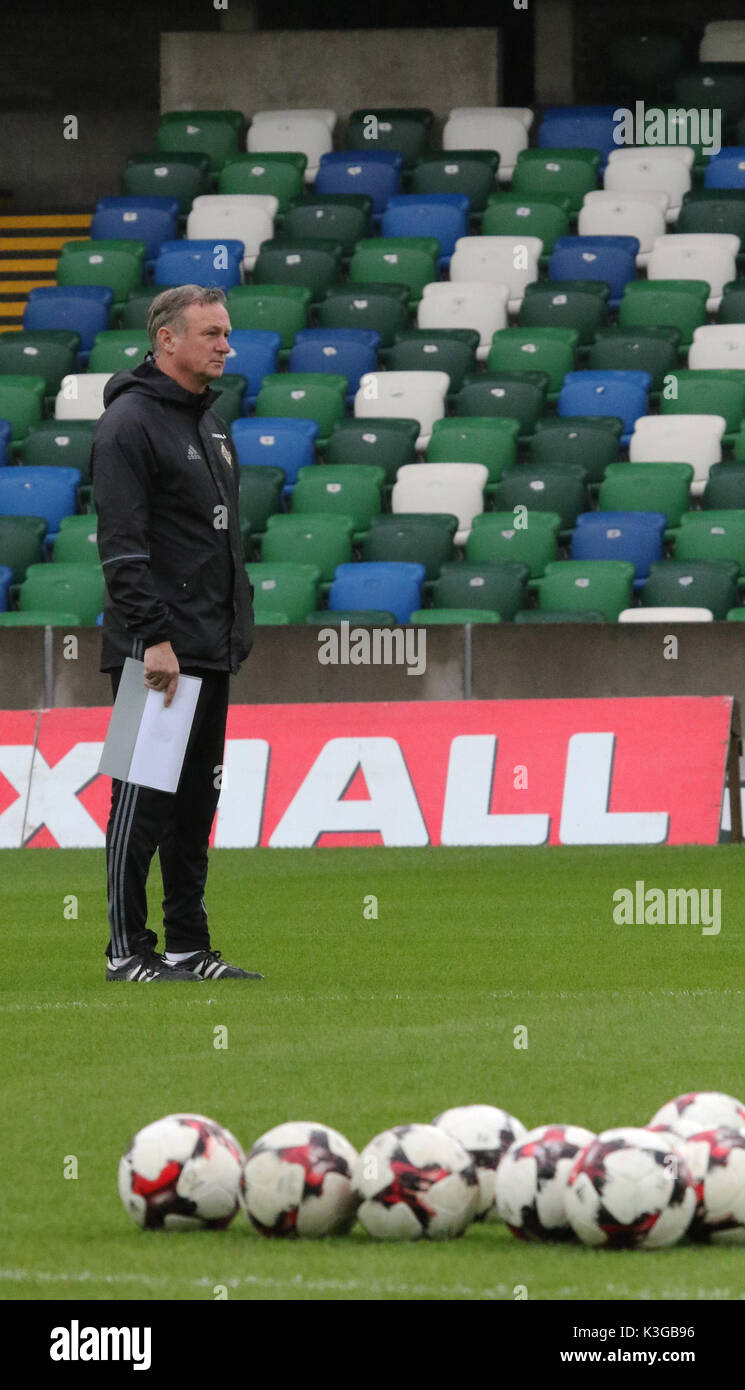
[718,281,745,324]
[0,608,83,626]
[305,609,398,626]
[316,284,410,351]
[487,327,578,401]
[492,464,588,535]
[237,465,285,550]
[427,416,519,486]
[253,238,343,302]
[346,108,433,168]
[660,369,745,443]
[51,514,99,564]
[227,284,311,356]
[122,153,211,214]
[726,606,745,621]
[587,326,682,392]
[642,559,739,619]
[537,559,634,621]
[323,418,418,483]
[19,420,95,486]
[703,461,745,510]
[528,416,623,486]
[282,195,373,254]
[431,560,529,619]
[256,373,346,448]
[456,371,549,439]
[619,280,709,349]
[219,153,307,209]
[599,462,694,528]
[0,376,45,448]
[410,607,501,624]
[410,151,500,213]
[482,193,571,256]
[245,561,320,622]
[678,190,745,248]
[0,331,79,397]
[0,515,45,583]
[348,237,439,307]
[56,240,146,308]
[290,464,384,538]
[261,512,354,583]
[466,511,561,577]
[19,561,104,624]
[674,510,745,570]
[116,289,162,331]
[514,607,605,622]
[156,110,243,172]
[208,374,248,426]
[88,330,150,373]
[675,66,745,128]
[519,280,609,346]
[388,329,479,394]
[512,148,601,215]
[361,513,457,579]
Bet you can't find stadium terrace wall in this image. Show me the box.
[160,28,500,129]
[2,625,745,711]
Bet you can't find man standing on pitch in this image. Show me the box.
[93,284,262,982]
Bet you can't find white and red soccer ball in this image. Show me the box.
[118,1113,244,1230]
[681,1126,745,1244]
[354,1123,480,1240]
[649,1091,745,1140]
[495,1124,596,1241]
[240,1121,359,1237]
[432,1105,527,1220]
[565,1127,696,1249]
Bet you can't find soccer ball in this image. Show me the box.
[649,1091,745,1139]
[240,1121,359,1237]
[681,1126,745,1244]
[432,1105,527,1221]
[354,1123,480,1240]
[118,1113,244,1230]
[565,1127,696,1249]
[495,1124,596,1241]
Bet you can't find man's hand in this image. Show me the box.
[143,641,180,708]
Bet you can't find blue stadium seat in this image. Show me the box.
[91,198,179,262]
[549,236,639,309]
[381,194,470,267]
[558,369,651,447]
[0,564,12,612]
[223,329,280,408]
[538,106,621,170]
[154,239,244,289]
[572,510,667,587]
[704,148,745,189]
[0,420,10,466]
[0,466,81,543]
[23,287,113,360]
[315,152,403,215]
[289,328,380,400]
[329,560,425,623]
[231,417,318,491]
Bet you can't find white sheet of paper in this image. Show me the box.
[126,674,202,793]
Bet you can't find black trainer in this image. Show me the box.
[172,948,264,981]
[106,951,205,982]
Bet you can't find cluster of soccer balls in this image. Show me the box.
[118,1089,745,1246]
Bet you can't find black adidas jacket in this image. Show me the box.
[92,355,254,674]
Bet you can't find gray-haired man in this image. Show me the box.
[92,285,262,982]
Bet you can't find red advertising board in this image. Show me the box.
[0,696,732,849]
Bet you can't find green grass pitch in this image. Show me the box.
[2,844,745,1302]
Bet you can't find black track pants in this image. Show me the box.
[104,666,230,959]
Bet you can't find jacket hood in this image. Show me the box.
[102,354,220,414]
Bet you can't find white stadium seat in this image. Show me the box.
[618,607,714,622]
[247,110,336,181]
[646,233,740,313]
[579,191,668,266]
[353,371,449,451]
[418,282,509,361]
[689,324,745,370]
[55,374,111,420]
[449,235,542,314]
[604,150,692,221]
[187,194,278,271]
[629,415,727,496]
[700,22,745,63]
[443,108,532,182]
[392,462,489,545]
